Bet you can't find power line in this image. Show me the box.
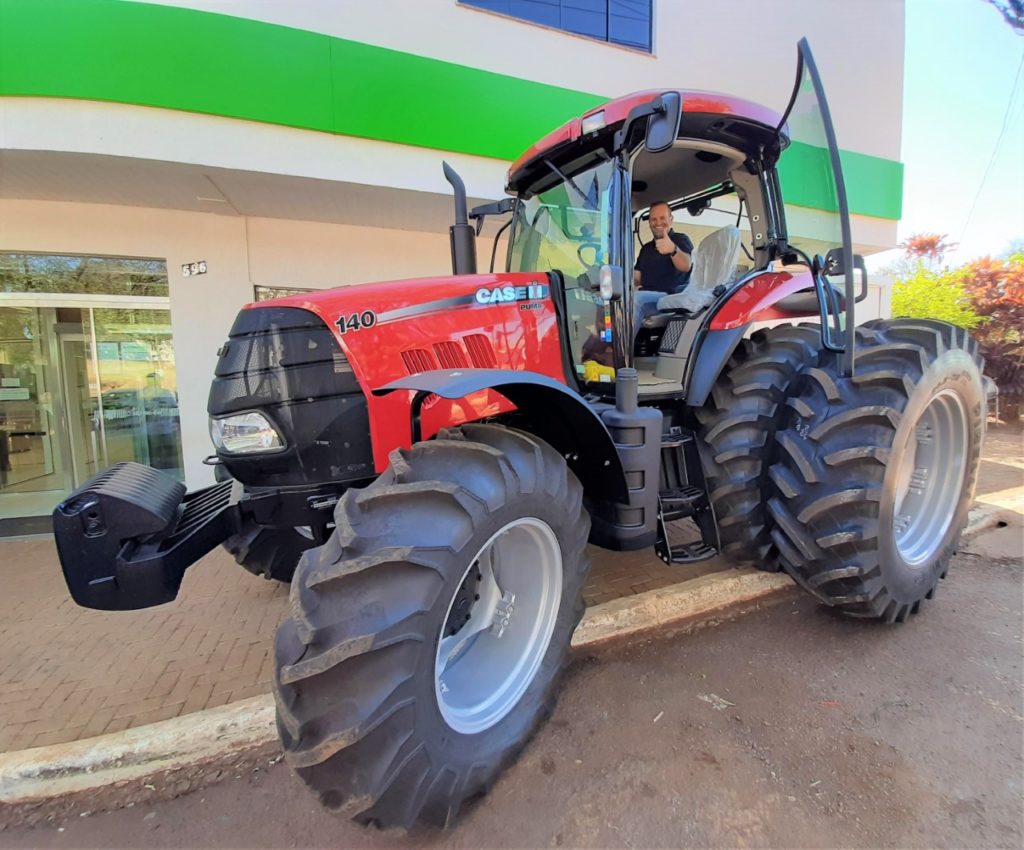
[957,49,1024,247]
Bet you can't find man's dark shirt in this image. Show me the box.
[634,230,693,294]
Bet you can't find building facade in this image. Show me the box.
[0,0,905,532]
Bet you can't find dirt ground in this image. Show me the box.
[2,541,1020,849]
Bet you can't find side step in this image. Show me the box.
[659,485,705,521]
[655,431,720,565]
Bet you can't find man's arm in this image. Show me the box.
[654,232,692,273]
[670,232,693,273]
[669,249,692,273]
[634,268,642,289]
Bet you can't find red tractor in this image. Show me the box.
[54,41,985,828]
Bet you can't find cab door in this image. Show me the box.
[776,38,859,374]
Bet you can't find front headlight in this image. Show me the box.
[209,412,283,454]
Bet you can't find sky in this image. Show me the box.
[872,0,1024,270]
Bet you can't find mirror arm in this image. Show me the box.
[613,95,668,151]
[469,197,516,237]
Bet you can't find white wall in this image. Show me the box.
[246,217,453,290]
[0,99,509,207]
[135,0,904,162]
[0,198,462,488]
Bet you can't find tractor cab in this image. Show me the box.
[502,38,858,399]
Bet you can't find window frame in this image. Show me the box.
[457,0,654,54]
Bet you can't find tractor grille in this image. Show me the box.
[464,334,497,368]
[401,349,437,374]
[433,341,468,369]
[403,337,496,374]
[209,306,373,487]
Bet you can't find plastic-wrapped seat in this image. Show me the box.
[656,224,742,315]
[634,226,743,359]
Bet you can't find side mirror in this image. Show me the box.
[645,92,682,154]
[599,265,624,301]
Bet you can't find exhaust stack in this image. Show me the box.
[443,161,478,276]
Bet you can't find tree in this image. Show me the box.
[891,265,982,329]
[899,233,957,268]
[959,253,1024,420]
[985,0,1024,34]
[890,232,980,329]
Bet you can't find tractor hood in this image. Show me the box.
[258,272,550,331]
[240,272,567,472]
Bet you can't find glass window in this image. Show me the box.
[1,303,183,523]
[460,0,652,51]
[509,157,617,376]
[0,254,168,297]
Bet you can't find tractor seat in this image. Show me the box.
[634,225,742,357]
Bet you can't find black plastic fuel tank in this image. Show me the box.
[588,369,663,550]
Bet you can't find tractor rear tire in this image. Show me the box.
[767,319,985,622]
[272,424,590,828]
[695,323,823,565]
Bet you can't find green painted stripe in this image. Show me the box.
[779,141,904,221]
[0,0,901,219]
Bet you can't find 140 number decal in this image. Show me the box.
[335,311,377,334]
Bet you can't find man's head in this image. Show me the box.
[648,201,673,239]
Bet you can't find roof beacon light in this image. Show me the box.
[581,111,606,135]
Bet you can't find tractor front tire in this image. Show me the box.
[224,525,314,583]
[695,323,823,564]
[767,319,985,622]
[272,424,590,828]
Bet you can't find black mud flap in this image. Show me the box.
[53,462,237,611]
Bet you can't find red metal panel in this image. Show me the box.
[708,270,819,330]
[252,273,565,472]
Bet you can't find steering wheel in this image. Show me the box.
[577,241,603,270]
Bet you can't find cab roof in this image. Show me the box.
[506,90,785,195]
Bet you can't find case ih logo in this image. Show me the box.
[474,283,549,305]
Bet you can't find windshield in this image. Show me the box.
[508,158,617,379]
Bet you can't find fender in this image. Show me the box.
[686,268,826,407]
[374,369,628,503]
[708,269,820,329]
[685,325,750,408]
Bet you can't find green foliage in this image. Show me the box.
[890,262,983,329]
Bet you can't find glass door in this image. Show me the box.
[89,307,183,480]
[0,302,183,522]
[0,306,69,517]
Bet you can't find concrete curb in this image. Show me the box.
[0,566,791,821]
[571,568,792,647]
[964,486,1024,538]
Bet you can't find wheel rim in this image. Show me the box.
[891,389,969,566]
[434,517,562,735]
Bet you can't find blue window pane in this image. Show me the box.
[462,0,651,52]
[509,0,560,27]
[562,0,607,39]
[609,0,651,50]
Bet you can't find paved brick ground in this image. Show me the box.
[0,525,716,753]
[0,543,288,752]
[1,421,1019,754]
